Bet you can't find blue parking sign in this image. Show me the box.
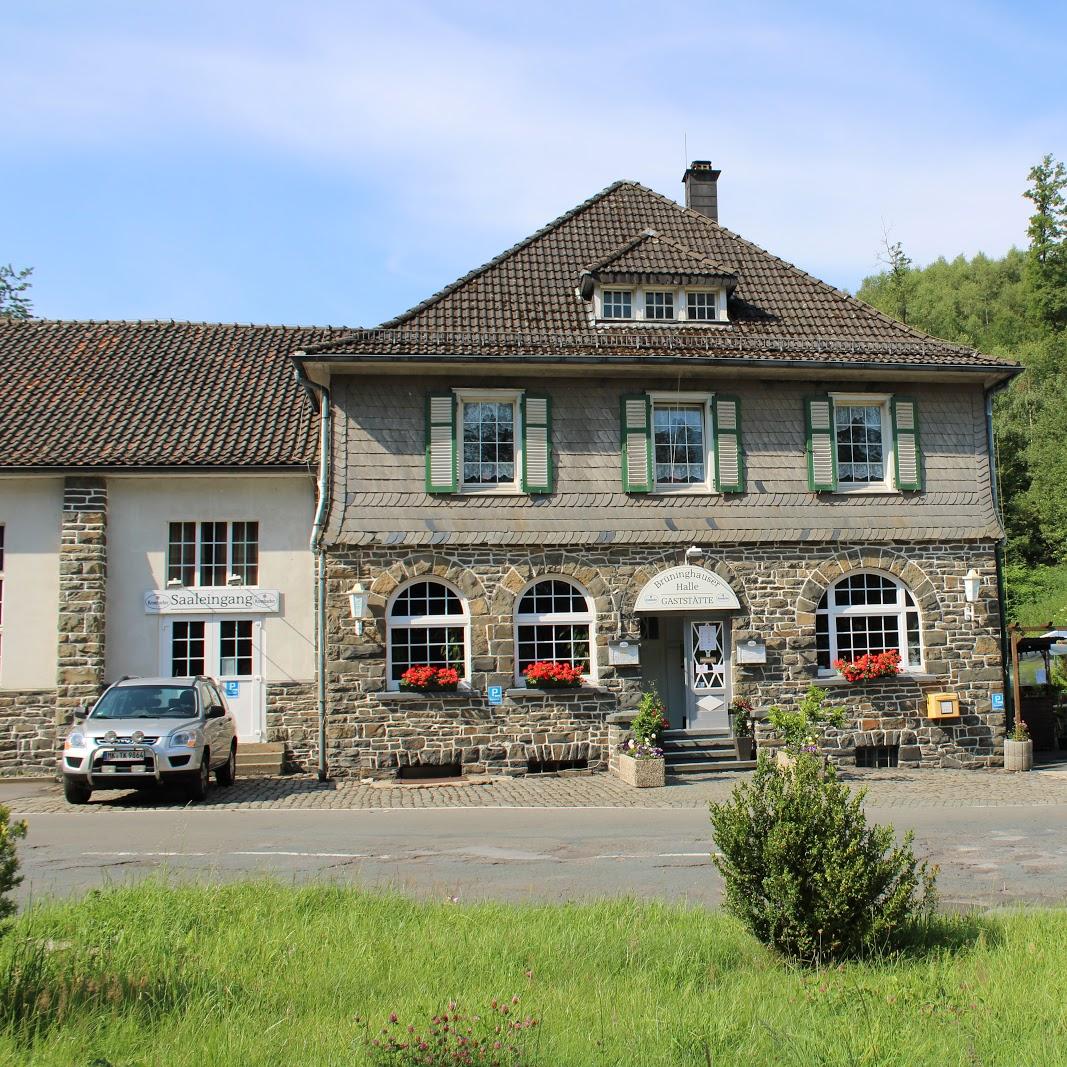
[991,692,1005,711]
[488,685,503,706]
[224,681,240,699]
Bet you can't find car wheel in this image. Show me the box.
[63,777,91,805]
[216,743,236,787]
[187,750,211,802]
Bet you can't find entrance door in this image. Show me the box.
[160,617,266,741]
[684,617,730,732]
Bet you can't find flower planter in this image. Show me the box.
[734,736,755,761]
[1004,738,1033,772]
[617,753,666,788]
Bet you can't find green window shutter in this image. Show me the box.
[425,391,457,493]
[712,395,744,493]
[806,396,837,492]
[521,393,553,493]
[892,397,923,490]
[620,393,652,492]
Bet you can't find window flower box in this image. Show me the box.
[522,661,584,689]
[832,650,902,683]
[399,666,461,693]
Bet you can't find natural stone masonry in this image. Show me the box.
[321,540,1005,778]
[266,681,318,771]
[0,690,56,774]
[56,477,108,725]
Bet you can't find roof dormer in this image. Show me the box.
[578,230,738,325]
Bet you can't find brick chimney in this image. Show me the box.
[682,160,721,221]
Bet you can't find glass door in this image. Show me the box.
[684,618,730,732]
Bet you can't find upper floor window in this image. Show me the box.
[461,393,518,489]
[816,572,922,674]
[601,289,632,319]
[387,579,469,689]
[686,291,717,321]
[593,285,725,324]
[167,521,259,587]
[515,578,595,683]
[835,398,890,487]
[653,400,708,487]
[644,290,675,320]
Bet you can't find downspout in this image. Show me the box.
[985,379,1013,726]
[294,355,332,781]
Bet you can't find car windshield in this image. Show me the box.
[90,686,199,720]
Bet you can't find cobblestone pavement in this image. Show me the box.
[9,764,1067,813]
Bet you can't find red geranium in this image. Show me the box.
[400,666,461,691]
[522,661,584,688]
[832,650,902,682]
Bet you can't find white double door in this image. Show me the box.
[159,616,266,741]
[683,617,731,733]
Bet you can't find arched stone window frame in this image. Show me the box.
[385,577,471,691]
[815,569,923,676]
[513,576,597,686]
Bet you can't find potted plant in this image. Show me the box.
[832,650,902,682]
[400,666,460,692]
[729,698,755,760]
[766,685,844,770]
[1004,719,1033,772]
[616,688,668,788]
[522,661,584,689]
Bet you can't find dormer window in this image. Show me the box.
[602,289,632,320]
[686,291,717,321]
[645,290,675,320]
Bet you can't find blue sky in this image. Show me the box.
[3,0,1064,326]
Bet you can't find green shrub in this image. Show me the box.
[766,685,844,753]
[631,688,668,747]
[0,805,25,927]
[710,755,937,965]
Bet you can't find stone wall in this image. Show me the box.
[0,690,57,775]
[266,680,318,771]
[322,540,1005,776]
[56,477,108,726]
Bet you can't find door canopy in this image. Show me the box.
[634,565,741,613]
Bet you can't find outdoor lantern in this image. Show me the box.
[963,568,981,621]
[348,583,370,635]
[685,545,704,560]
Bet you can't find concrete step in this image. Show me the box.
[235,760,284,776]
[662,737,737,753]
[237,742,285,755]
[668,759,757,774]
[666,748,743,764]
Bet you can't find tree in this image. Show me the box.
[0,264,33,319]
[877,230,915,324]
[1023,154,1067,331]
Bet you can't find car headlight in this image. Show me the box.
[168,730,201,749]
[64,731,87,750]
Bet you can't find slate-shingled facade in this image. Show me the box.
[296,164,1020,776]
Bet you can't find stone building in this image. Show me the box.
[0,320,335,773]
[293,162,1020,776]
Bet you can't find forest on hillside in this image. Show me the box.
[857,155,1067,625]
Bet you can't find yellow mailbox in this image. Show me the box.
[926,692,960,720]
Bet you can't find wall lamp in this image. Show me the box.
[348,583,370,635]
[685,545,704,561]
[963,568,981,621]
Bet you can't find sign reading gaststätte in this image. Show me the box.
[634,566,740,612]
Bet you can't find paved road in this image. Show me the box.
[6,782,1067,911]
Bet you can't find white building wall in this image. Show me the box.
[0,477,62,690]
[106,475,315,684]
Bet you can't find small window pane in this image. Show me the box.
[653,404,705,485]
[391,581,463,620]
[389,625,466,681]
[167,522,196,586]
[219,619,253,676]
[686,291,717,320]
[645,291,675,320]
[602,290,632,319]
[230,522,259,585]
[462,401,516,485]
[172,620,206,676]
[199,522,228,586]
[835,405,885,484]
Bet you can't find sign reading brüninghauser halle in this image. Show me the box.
[144,588,281,614]
[633,566,741,612]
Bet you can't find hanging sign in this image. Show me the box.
[634,566,740,612]
[144,588,281,614]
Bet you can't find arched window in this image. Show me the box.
[387,580,469,688]
[515,578,595,682]
[816,572,922,673]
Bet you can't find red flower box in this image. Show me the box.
[522,661,584,689]
[832,650,902,682]
[400,666,461,692]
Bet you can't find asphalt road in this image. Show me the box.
[6,781,1067,911]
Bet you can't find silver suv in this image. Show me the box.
[59,676,238,805]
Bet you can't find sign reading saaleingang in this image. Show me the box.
[144,588,282,614]
[634,566,740,612]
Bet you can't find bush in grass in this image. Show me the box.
[710,755,937,965]
[0,805,26,928]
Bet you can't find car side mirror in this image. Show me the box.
[73,705,89,720]
[206,704,226,719]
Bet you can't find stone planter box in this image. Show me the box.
[616,753,665,788]
[1004,738,1033,772]
[735,736,755,761]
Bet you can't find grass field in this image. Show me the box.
[0,882,1066,1066]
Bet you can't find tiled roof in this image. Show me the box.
[307,181,1018,372]
[583,229,737,282]
[0,319,344,468]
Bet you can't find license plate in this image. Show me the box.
[101,748,149,762]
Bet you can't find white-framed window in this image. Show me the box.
[386,579,470,689]
[514,577,596,683]
[593,285,725,324]
[167,521,259,587]
[456,388,522,492]
[831,393,893,489]
[602,289,632,319]
[816,572,923,674]
[650,392,713,491]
